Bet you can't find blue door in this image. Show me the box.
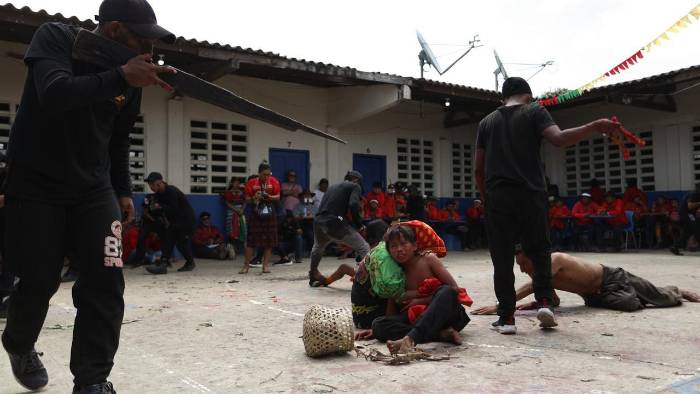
[352,154,386,194]
[269,148,310,189]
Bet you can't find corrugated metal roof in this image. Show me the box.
[587,64,700,93]
[1,2,696,104]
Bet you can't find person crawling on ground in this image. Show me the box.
[472,247,700,315]
[365,225,472,354]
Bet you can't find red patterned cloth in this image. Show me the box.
[407,277,473,324]
[400,220,447,257]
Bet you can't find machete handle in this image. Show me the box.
[72,29,138,69]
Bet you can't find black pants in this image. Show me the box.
[372,286,469,343]
[583,266,682,311]
[159,224,194,264]
[127,219,162,265]
[485,184,554,318]
[2,193,124,386]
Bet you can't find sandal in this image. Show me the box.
[238,266,250,274]
[262,269,272,274]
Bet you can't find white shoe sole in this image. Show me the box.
[537,308,558,328]
[490,324,517,335]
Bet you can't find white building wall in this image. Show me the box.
[0,37,697,197]
[546,89,700,193]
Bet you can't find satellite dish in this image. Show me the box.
[493,50,509,90]
[417,30,443,76]
[417,30,481,79]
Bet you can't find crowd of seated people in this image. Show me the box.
[548,178,697,255]
[123,172,700,266]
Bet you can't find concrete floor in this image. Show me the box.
[1,250,700,394]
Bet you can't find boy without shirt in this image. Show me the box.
[473,250,700,315]
[364,225,470,354]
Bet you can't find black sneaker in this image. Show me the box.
[670,247,683,256]
[177,261,196,272]
[146,260,168,275]
[73,381,116,393]
[7,348,48,391]
[490,316,517,335]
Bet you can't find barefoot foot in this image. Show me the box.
[387,336,415,354]
[681,289,700,302]
[439,328,463,345]
[238,266,249,274]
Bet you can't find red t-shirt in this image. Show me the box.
[549,205,571,230]
[384,195,396,218]
[572,201,599,225]
[244,176,281,199]
[365,192,386,210]
[441,209,462,221]
[426,204,442,221]
[623,187,647,205]
[467,206,484,220]
[605,199,628,226]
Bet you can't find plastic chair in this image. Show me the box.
[622,211,638,250]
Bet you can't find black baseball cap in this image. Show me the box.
[145,172,163,183]
[97,0,176,44]
[501,77,532,99]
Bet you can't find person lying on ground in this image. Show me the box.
[472,249,700,315]
[360,224,471,354]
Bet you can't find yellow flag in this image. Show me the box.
[668,24,680,33]
[644,43,653,53]
[691,5,700,19]
[679,16,692,27]
[661,32,671,40]
[653,38,663,47]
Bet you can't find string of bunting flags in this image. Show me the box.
[537,3,700,107]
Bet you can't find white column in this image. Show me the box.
[166,97,186,188]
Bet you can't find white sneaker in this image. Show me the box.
[537,307,558,328]
[249,261,262,268]
[491,318,517,335]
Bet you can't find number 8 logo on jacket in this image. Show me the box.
[104,220,124,268]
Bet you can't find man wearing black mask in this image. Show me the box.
[1,0,175,392]
[475,77,619,335]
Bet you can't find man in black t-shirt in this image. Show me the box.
[474,77,618,335]
[309,171,369,287]
[143,172,197,275]
[1,1,175,392]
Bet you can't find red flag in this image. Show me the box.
[605,72,610,77]
[610,68,617,75]
[636,50,644,60]
[619,62,628,70]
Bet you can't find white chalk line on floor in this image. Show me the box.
[54,302,213,393]
[248,299,304,317]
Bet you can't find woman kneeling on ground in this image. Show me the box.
[361,224,472,354]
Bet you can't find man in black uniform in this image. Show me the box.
[144,172,197,275]
[474,77,618,335]
[309,171,369,286]
[1,0,175,392]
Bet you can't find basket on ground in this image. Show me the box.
[302,305,354,357]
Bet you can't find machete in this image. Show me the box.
[72,29,345,144]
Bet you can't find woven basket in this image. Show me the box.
[302,305,354,357]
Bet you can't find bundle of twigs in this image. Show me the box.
[354,346,451,365]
